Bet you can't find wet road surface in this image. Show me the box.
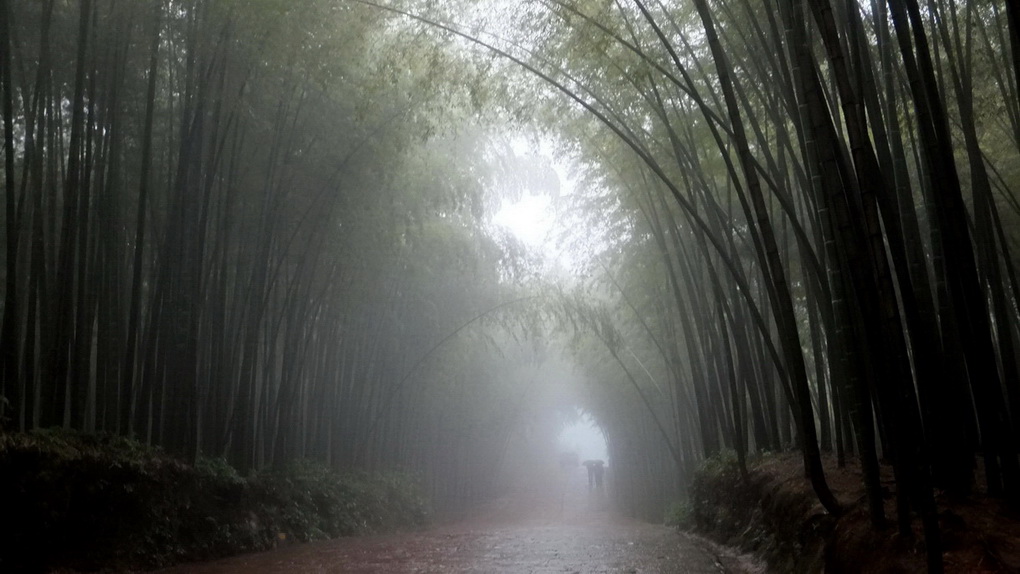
[157,467,758,574]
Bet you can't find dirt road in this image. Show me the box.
[156,466,758,573]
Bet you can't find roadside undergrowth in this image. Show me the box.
[676,451,1020,573]
[0,429,430,573]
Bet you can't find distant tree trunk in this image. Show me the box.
[48,0,92,428]
[123,0,162,437]
[70,4,100,430]
[0,0,19,427]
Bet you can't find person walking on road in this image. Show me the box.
[582,459,605,489]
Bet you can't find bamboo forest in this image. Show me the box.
[2,1,1020,572]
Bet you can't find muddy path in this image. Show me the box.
[156,467,759,573]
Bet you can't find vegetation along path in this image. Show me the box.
[156,467,756,574]
[4,1,1020,572]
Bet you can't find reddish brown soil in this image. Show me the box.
[750,454,1020,573]
[153,467,760,574]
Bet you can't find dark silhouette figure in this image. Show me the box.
[582,459,605,489]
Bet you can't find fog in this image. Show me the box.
[557,411,608,464]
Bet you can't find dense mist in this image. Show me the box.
[3,1,1020,571]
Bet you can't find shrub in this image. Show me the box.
[251,461,430,542]
[0,429,431,573]
[685,449,753,536]
[664,499,693,528]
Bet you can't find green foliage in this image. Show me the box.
[195,455,245,484]
[648,451,746,533]
[664,499,693,529]
[685,450,750,535]
[694,449,740,480]
[253,461,430,542]
[0,430,431,573]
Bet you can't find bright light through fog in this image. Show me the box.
[493,194,554,248]
[557,413,608,463]
[489,134,579,257]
